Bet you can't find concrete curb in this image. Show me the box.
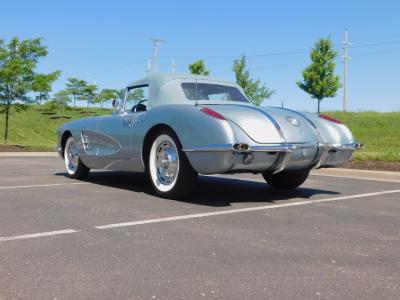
[0,152,58,157]
[312,168,400,183]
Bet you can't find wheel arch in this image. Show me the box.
[141,123,179,169]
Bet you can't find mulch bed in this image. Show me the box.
[0,145,26,152]
[0,145,53,152]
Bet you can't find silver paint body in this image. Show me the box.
[57,73,360,175]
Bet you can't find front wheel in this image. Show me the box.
[147,129,198,198]
[262,168,310,189]
[64,136,90,179]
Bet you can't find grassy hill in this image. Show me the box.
[0,106,111,151]
[0,106,399,161]
[326,111,400,161]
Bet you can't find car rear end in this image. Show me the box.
[183,104,361,175]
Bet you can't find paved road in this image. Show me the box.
[0,157,399,299]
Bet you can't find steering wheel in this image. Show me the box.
[132,99,148,112]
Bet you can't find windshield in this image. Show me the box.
[181,82,249,103]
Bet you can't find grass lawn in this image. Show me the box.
[326,111,400,162]
[0,106,399,162]
[0,106,111,151]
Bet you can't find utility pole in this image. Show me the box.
[342,29,351,112]
[151,38,166,73]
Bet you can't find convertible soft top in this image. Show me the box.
[127,73,233,89]
[127,73,244,108]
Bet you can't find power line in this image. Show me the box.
[77,37,400,84]
[349,40,400,49]
[156,40,400,61]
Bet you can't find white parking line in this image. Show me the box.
[95,189,400,229]
[0,229,78,242]
[1,189,399,242]
[0,182,89,189]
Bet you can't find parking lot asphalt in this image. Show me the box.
[0,156,399,299]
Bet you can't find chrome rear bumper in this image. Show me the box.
[183,141,362,174]
[183,141,363,154]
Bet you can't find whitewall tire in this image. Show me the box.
[147,130,197,198]
[64,136,90,179]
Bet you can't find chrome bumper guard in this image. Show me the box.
[312,142,363,169]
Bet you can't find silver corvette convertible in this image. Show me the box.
[57,73,361,198]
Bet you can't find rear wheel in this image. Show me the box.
[147,129,198,198]
[262,168,310,189]
[64,136,90,179]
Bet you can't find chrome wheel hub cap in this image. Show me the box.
[66,141,79,172]
[155,141,178,185]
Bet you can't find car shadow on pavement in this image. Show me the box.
[55,171,340,207]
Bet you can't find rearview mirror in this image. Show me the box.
[112,99,120,111]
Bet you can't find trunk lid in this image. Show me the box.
[204,104,318,144]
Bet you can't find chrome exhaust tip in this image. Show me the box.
[233,143,249,153]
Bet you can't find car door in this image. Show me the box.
[96,113,134,159]
[96,85,149,159]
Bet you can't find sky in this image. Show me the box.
[1,0,399,112]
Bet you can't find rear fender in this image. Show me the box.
[136,105,238,171]
[300,112,355,145]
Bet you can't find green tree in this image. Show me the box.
[93,88,118,108]
[233,55,274,106]
[188,59,210,76]
[81,83,98,111]
[65,78,87,108]
[32,71,61,105]
[42,99,57,115]
[52,90,71,117]
[0,37,58,143]
[297,37,341,114]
